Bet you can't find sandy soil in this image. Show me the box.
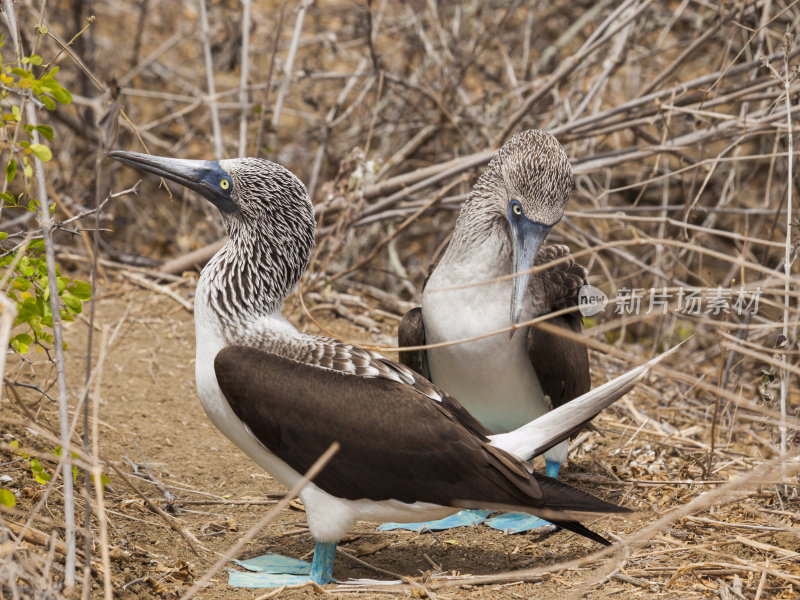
[3,279,798,599]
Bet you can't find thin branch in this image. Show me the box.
[270,0,313,137]
[238,0,252,156]
[197,0,224,158]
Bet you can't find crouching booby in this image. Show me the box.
[390,130,590,534]
[110,149,670,587]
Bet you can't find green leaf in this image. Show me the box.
[10,333,31,354]
[29,143,52,162]
[14,296,42,325]
[40,95,55,110]
[35,125,54,141]
[0,231,7,240]
[0,191,15,205]
[68,280,92,300]
[6,159,16,182]
[12,276,30,291]
[0,488,15,508]
[12,333,32,346]
[30,459,51,484]
[50,87,71,105]
[62,294,82,314]
[28,55,42,66]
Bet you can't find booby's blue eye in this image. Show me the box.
[220,177,231,191]
[510,200,523,217]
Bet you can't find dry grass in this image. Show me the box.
[2,0,800,598]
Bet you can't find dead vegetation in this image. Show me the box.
[2,0,800,598]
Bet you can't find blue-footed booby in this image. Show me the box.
[391,130,589,534]
[110,148,670,588]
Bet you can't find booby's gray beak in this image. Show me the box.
[509,217,550,337]
[109,150,237,214]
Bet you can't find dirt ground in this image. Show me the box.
[3,278,800,600]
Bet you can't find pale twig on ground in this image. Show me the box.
[119,271,194,312]
[157,239,225,275]
[90,326,112,600]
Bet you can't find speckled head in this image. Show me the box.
[109,151,316,321]
[218,158,313,227]
[492,129,573,227]
[464,130,574,330]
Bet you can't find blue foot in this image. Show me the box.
[484,460,562,534]
[228,541,336,588]
[377,509,493,532]
[485,512,556,534]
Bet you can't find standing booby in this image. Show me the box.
[392,130,589,534]
[110,149,669,588]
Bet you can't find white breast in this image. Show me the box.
[422,241,549,433]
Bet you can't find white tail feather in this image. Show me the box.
[489,341,685,461]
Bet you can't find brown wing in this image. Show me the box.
[241,329,495,440]
[214,345,626,544]
[529,313,590,409]
[397,306,429,379]
[529,245,590,409]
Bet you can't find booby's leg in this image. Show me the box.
[484,459,561,534]
[308,541,336,584]
[228,541,337,588]
[378,509,493,532]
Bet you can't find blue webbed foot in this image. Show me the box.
[377,509,493,532]
[228,541,336,588]
[484,459,562,534]
[484,512,557,534]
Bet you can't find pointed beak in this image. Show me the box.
[509,217,551,336]
[109,150,237,214]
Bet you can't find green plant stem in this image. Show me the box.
[2,0,77,589]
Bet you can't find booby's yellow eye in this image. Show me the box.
[512,202,522,216]
[220,178,230,190]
